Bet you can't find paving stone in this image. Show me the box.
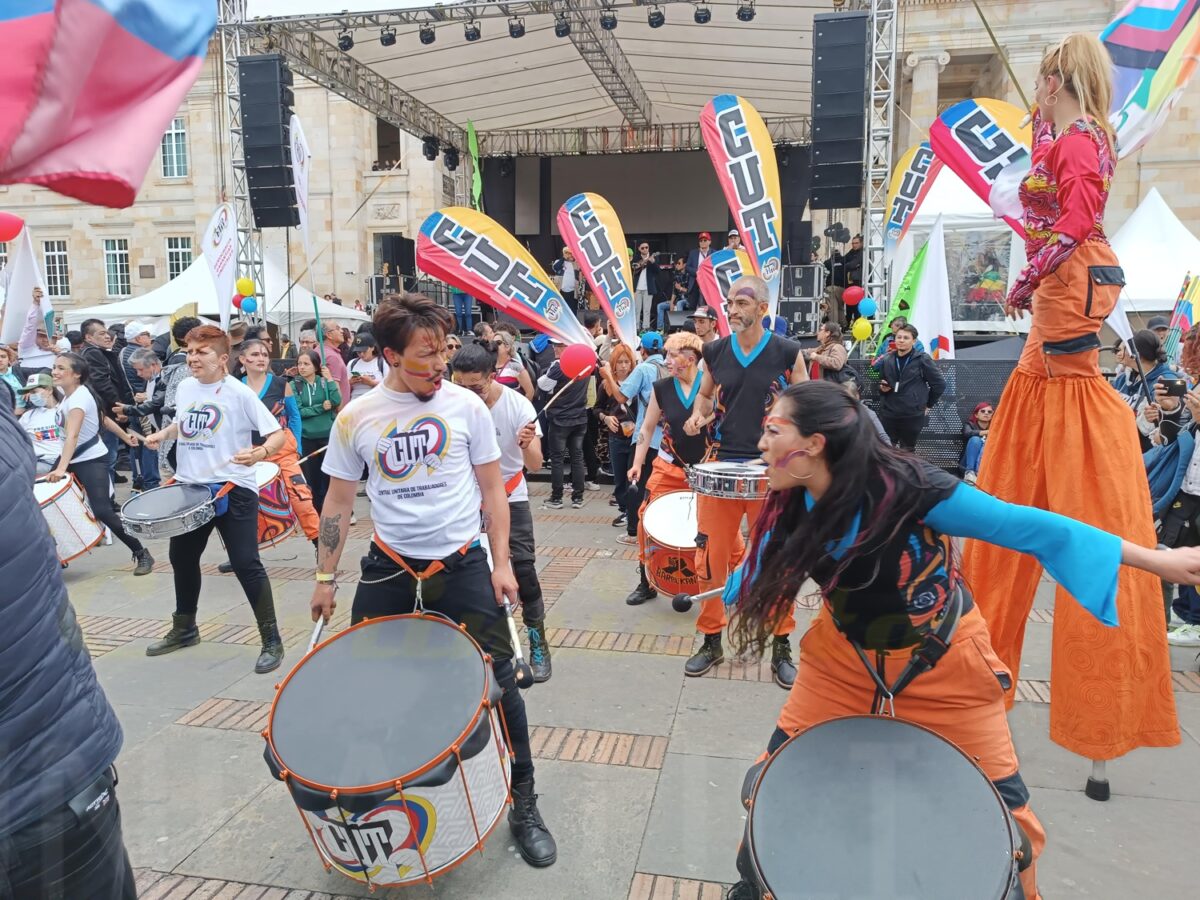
[94,639,261,711]
[672,678,785,760]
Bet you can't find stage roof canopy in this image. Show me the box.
[237,1,832,147]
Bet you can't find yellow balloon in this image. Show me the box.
[235,276,256,297]
[851,317,873,342]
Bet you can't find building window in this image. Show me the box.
[43,240,70,298]
[166,236,192,279]
[103,238,131,297]
[161,116,189,178]
[0,242,7,272]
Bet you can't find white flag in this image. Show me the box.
[1107,293,1135,345]
[0,227,49,344]
[907,215,956,359]
[289,114,313,264]
[201,204,237,332]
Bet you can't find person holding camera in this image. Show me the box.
[632,241,660,331]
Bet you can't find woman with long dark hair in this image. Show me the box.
[292,348,341,512]
[720,381,1200,900]
[45,353,153,575]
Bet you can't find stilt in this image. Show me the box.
[1085,759,1110,801]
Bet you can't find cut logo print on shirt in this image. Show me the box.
[178,403,224,441]
[375,415,451,481]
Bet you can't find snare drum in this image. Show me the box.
[687,461,769,499]
[34,476,104,563]
[746,716,1021,899]
[641,490,698,596]
[119,483,215,540]
[254,461,297,547]
[265,615,511,888]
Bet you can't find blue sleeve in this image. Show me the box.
[721,528,771,607]
[924,483,1120,627]
[619,366,644,403]
[284,395,302,449]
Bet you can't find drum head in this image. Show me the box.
[701,461,764,476]
[749,716,1014,900]
[121,483,213,520]
[34,480,66,504]
[254,461,281,486]
[642,491,698,546]
[270,616,489,790]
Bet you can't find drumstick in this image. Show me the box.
[296,445,328,465]
[539,366,596,415]
[672,585,726,613]
[307,618,325,652]
[502,600,535,690]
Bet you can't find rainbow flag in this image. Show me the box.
[0,1,215,208]
[1164,273,1196,365]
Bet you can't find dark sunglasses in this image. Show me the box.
[979,408,993,415]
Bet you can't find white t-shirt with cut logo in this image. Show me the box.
[488,386,541,504]
[174,375,281,491]
[323,381,501,559]
[23,405,64,464]
[58,387,107,462]
[348,355,385,401]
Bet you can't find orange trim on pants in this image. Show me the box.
[269,430,320,541]
[964,240,1179,760]
[776,606,1045,900]
[694,492,794,637]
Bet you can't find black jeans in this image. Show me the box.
[301,434,330,512]
[583,413,600,482]
[509,501,545,622]
[608,434,632,513]
[351,544,534,783]
[169,486,275,621]
[879,413,926,451]
[0,769,136,900]
[67,457,144,554]
[548,421,586,503]
[626,447,658,537]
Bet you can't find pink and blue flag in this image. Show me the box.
[0,1,215,208]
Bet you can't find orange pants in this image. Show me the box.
[963,240,1179,759]
[775,606,1044,899]
[269,431,320,541]
[636,457,690,561]
[695,493,795,637]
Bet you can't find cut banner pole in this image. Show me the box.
[289,114,324,365]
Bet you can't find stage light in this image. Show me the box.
[444,146,460,171]
[600,9,617,30]
[419,25,435,45]
[337,30,354,51]
[422,136,439,161]
[694,5,712,24]
[647,6,665,28]
[554,13,571,38]
[464,20,481,42]
[736,0,756,22]
[379,26,396,47]
[508,16,526,39]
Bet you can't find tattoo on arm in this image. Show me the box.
[319,514,342,556]
[481,511,493,533]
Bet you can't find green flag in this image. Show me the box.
[891,238,930,321]
[467,120,483,211]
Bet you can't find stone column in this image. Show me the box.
[902,51,950,149]
[1000,45,1049,114]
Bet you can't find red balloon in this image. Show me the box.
[0,212,24,242]
[843,285,865,306]
[560,342,598,380]
[232,293,244,309]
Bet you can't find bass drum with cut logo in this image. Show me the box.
[264,614,511,889]
[745,716,1022,899]
[641,490,699,596]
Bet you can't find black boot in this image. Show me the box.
[771,636,796,690]
[217,561,234,574]
[625,566,658,606]
[146,613,199,657]
[727,880,762,900]
[255,620,285,674]
[685,632,723,676]
[132,547,154,576]
[508,778,557,867]
[525,619,552,683]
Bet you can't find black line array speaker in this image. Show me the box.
[810,11,870,210]
[238,54,299,229]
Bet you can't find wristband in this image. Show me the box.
[315,571,337,584]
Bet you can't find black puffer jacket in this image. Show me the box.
[872,348,946,418]
[0,403,123,837]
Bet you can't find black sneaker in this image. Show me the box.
[727,880,762,900]
[526,620,552,683]
[132,548,154,576]
[217,561,234,574]
[542,499,564,510]
[625,579,658,606]
[508,778,557,867]
[771,636,796,690]
[685,633,724,676]
[611,512,627,528]
[112,472,128,484]
[571,497,584,509]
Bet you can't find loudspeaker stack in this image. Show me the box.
[809,11,870,210]
[238,54,299,229]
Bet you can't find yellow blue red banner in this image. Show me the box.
[557,193,638,348]
[695,248,753,338]
[885,141,943,261]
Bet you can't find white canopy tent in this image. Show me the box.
[63,255,368,334]
[1110,188,1200,313]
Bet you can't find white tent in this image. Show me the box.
[63,255,368,333]
[1110,188,1200,313]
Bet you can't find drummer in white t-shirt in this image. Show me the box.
[142,325,288,675]
[311,294,557,870]
[451,340,552,683]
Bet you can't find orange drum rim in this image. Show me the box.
[35,474,105,563]
[265,613,495,796]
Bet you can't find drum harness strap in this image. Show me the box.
[848,587,965,718]
[367,534,477,609]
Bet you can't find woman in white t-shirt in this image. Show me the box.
[17,373,64,474]
[347,332,385,402]
[142,324,287,675]
[46,353,153,574]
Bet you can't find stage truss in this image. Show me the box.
[862,0,897,313]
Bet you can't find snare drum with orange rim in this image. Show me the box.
[641,490,699,596]
[264,614,512,889]
[34,476,104,563]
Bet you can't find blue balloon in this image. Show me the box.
[858,297,877,318]
[240,297,258,314]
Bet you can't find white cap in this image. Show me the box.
[125,320,153,339]
[56,337,71,352]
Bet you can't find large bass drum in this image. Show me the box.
[746,716,1022,899]
[264,614,511,889]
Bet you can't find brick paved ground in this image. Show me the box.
[63,483,1200,898]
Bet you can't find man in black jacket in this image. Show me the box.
[117,347,166,490]
[871,323,946,451]
[0,403,135,898]
[536,339,590,509]
[80,318,133,482]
